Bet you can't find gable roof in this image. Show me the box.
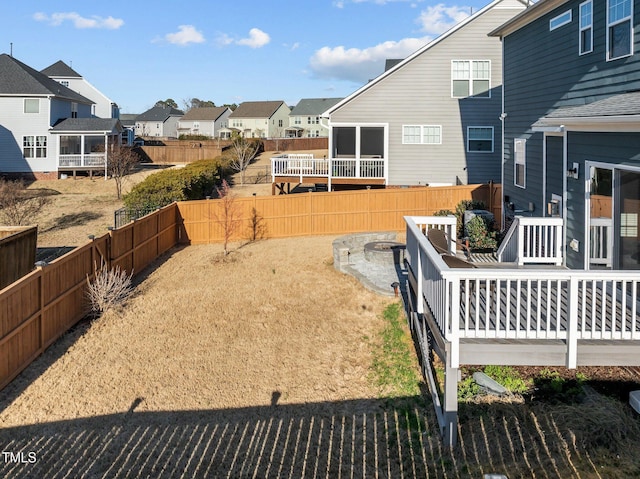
[290,98,343,116]
[41,60,82,78]
[489,0,568,37]
[136,105,184,122]
[180,107,229,121]
[119,113,138,127]
[229,101,286,119]
[0,54,93,104]
[323,0,528,117]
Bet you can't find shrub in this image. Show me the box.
[454,199,487,238]
[0,178,49,225]
[124,157,222,210]
[466,215,497,250]
[434,209,454,217]
[86,264,134,316]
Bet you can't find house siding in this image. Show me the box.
[502,0,640,214]
[329,0,525,186]
[0,97,57,173]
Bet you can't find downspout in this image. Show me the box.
[561,125,567,267]
[500,36,506,231]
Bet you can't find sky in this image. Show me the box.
[2,0,491,114]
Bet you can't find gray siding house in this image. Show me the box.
[322,0,527,187]
[491,0,640,271]
[135,106,184,139]
[0,54,121,179]
[176,107,232,138]
[287,98,342,138]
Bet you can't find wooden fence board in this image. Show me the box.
[0,203,180,391]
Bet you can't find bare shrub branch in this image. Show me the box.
[86,262,134,316]
[213,179,241,255]
[0,178,49,226]
[226,136,260,186]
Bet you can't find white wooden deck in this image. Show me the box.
[404,215,640,446]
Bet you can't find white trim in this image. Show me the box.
[606,0,633,61]
[402,124,442,145]
[549,9,572,30]
[514,137,526,188]
[466,126,494,153]
[579,0,593,55]
[451,60,492,99]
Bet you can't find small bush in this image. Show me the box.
[484,365,530,394]
[86,264,134,316]
[466,215,497,250]
[434,209,454,217]
[124,157,223,210]
[454,199,487,238]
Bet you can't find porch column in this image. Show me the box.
[104,135,108,180]
[443,350,459,447]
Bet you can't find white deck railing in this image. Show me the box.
[271,154,386,184]
[406,216,640,369]
[58,154,106,168]
[590,217,613,267]
[497,216,563,265]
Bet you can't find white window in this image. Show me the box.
[294,117,301,125]
[24,99,39,114]
[580,1,593,54]
[193,122,200,130]
[71,102,78,119]
[467,127,493,152]
[23,135,47,158]
[514,138,526,188]
[550,10,572,30]
[60,80,69,87]
[608,0,633,60]
[452,60,490,98]
[402,125,442,144]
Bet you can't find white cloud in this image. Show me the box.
[33,12,124,29]
[237,28,271,48]
[165,25,205,46]
[417,4,471,35]
[309,37,428,83]
[217,28,271,49]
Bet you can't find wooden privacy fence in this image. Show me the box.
[0,226,37,290]
[0,205,179,392]
[178,183,501,244]
[0,183,499,393]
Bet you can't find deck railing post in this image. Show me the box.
[566,276,579,369]
[517,218,525,265]
[449,277,460,368]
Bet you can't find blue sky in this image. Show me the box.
[2,0,490,114]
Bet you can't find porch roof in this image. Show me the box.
[50,118,123,135]
[534,92,640,129]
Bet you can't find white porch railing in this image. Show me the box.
[497,216,563,265]
[271,154,386,183]
[405,216,640,369]
[590,217,613,267]
[58,154,106,168]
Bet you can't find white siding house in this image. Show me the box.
[135,106,184,139]
[176,107,232,138]
[41,60,119,119]
[226,101,290,138]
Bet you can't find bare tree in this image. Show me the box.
[0,178,48,225]
[227,135,260,186]
[108,146,140,199]
[213,180,241,255]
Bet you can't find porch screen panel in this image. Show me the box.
[333,127,356,158]
[360,127,384,158]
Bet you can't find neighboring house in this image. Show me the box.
[225,101,290,138]
[135,106,184,139]
[41,60,119,119]
[286,98,342,138]
[317,0,527,189]
[119,113,137,146]
[0,54,121,179]
[176,107,232,138]
[490,0,640,271]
